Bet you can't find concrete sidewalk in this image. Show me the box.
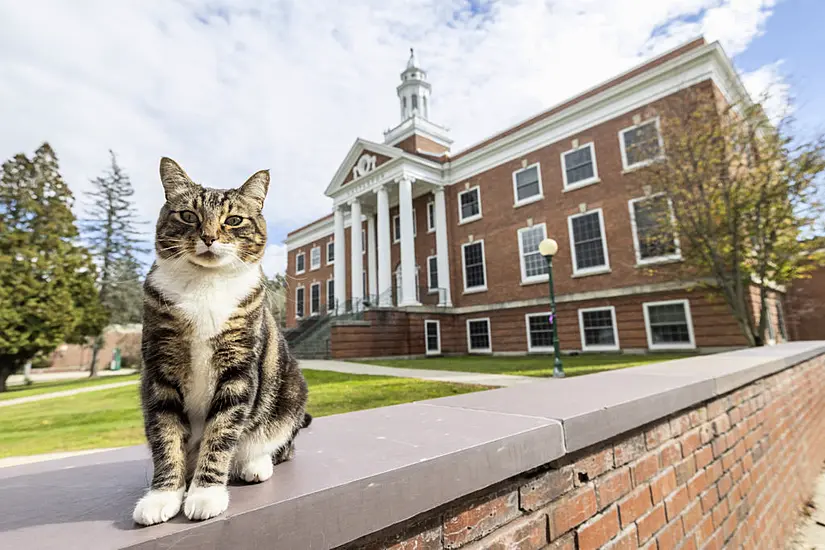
[7,368,137,387]
[299,359,535,387]
[0,380,140,408]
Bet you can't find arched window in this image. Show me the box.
[423,96,428,118]
[411,94,418,111]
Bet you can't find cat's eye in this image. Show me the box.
[178,210,198,224]
[224,216,243,227]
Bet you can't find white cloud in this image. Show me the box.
[0,0,783,275]
[741,60,793,123]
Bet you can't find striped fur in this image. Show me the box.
[133,158,310,526]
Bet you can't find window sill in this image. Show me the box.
[326,262,335,267]
[571,268,612,278]
[427,228,435,234]
[296,270,306,276]
[463,286,488,295]
[648,343,696,351]
[520,276,549,286]
[427,289,439,295]
[582,345,620,352]
[513,195,544,209]
[528,347,555,354]
[458,215,482,226]
[310,266,321,272]
[622,156,664,174]
[468,349,493,355]
[635,256,682,268]
[563,178,601,193]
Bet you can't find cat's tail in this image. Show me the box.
[301,412,313,429]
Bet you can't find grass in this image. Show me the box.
[0,373,140,402]
[0,369,487,458]
[359,353,696,378]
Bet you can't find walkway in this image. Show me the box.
[299,359,534,388]
[0,380,140,408]
[7,368,137,387]
[788,465,825,549]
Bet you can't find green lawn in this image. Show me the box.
[0,374,140,401]
[360,353,695,378]
[0,369,487,458]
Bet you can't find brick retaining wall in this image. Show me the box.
[339,352,825,550]
[2,343,824,550]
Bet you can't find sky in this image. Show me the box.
[1,0,822,276]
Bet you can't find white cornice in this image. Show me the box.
[384,116,453,148]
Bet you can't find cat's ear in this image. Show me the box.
[159,157,195,201]
[239,169,270,209]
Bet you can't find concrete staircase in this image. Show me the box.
[285,316,332,359]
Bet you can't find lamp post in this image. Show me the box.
[539,238,565,378]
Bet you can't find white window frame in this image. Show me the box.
[295,251,306,275]
[628,194,682,266]
[392,208,417,244]
[567,208,611,277]
[457,186,482,225]
[619,117,665,172]
[461,239,488,294]
[424,320,441,356]
[525,312,554,353]
[326,278,335,312]
[295,285,305,319]
[309,246,321,271]
[561,142,600,191]
[427,254,438,293]
[512,163,544,207]
[578,306,620,352]
[326,240,335,266]
[517,223,549,285]
[466,317,492,354]
[642,299,696,351]
[309,282,321,316]
[426,201,435,233]
[362,229,366,254]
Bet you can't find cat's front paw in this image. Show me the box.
[239,454,274,483]
[183,485,229,521]
[133,488,185,526]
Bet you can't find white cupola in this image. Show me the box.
[397,48,432,121]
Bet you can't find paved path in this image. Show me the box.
[788,465,825,548]
[299,359,535,387]
[0,380,140,408]
[7,368,137,387]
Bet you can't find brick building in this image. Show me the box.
[284,37,789,358]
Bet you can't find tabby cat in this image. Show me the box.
[132,157,311,526]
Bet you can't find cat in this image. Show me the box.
[132,157,311,526]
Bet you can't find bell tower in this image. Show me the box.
[384,48,452,156]
[397,48,431,121]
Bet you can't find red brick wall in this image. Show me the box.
[338,353,825,549]
[787,264,825,341]
[328,289,747,359]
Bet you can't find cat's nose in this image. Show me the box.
[201,235,217,247]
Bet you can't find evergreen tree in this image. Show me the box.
[82,150,146,375]
[0,144,106,391]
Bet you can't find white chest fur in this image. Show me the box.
[150,259,262,447]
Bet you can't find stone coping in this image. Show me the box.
[1,341,823,550]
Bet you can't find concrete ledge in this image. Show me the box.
[1,342,823,549]
[329,320,371,327]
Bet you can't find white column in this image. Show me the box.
[350,198,364,309]
[376,185,392,307]
[367,214,377,300]
[333,206,347,314]
[398,175,419,306]
[433,187,452,306]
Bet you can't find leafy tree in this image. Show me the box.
[265,273,288,327]
[81,150,146,375]
[0,144,106,391]
[633,87,825,346]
